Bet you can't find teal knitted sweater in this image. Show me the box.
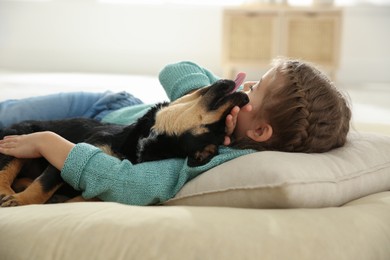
[61,61,254,205]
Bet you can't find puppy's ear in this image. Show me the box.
[187,144,218,167]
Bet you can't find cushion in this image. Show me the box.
[1,192,390,260]
[164,131,390,208]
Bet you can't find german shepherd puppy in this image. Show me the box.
[0,79,249,206]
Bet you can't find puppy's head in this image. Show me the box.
[154,79,249,135]
[147,79,249,166]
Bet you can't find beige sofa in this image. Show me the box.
[1,192,390,260]
[1,72,389,259]
[1,131,390,260]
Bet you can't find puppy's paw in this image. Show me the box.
[188,144,218,167]
[0,187,15,200]
[0,190,14,203]
[0,194,22,207]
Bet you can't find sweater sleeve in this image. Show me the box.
[61,143,198,205]
[158,61,220,101]
[60,143,253,205]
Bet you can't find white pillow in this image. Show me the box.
[165,132,390,208]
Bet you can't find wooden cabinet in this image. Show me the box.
[222,5,342,79]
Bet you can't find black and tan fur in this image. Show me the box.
[0,79,248,206]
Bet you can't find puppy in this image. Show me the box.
[0,79,248,206]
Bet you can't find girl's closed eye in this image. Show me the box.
[249,82,257,91]
[250,79,262,92]
[242,81,257,92]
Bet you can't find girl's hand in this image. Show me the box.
[224,104,252,146]
[224,80,256,145]
[224,106,240,146]
[0,133,44,158]
[0,131,75,170]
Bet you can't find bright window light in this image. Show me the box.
[335,0,390,5]
[98,0,244,5]
[5,0,389,5]
[98,0,390,5]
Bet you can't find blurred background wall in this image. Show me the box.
[0,0,389,85]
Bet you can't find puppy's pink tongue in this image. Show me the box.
[233,72,246,92]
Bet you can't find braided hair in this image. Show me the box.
[232,58,351,153]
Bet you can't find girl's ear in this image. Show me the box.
[247,123,273,142]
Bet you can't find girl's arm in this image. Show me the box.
[60,142,251,205]
[0,131,252,205]
[0,131,74,170]
[0,132,189,204]
[158,61,220,102]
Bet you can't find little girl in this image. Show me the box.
[0,58,351,206]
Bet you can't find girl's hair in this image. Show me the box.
[233,57,352,153]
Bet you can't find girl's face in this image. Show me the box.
[233,68,277,140]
